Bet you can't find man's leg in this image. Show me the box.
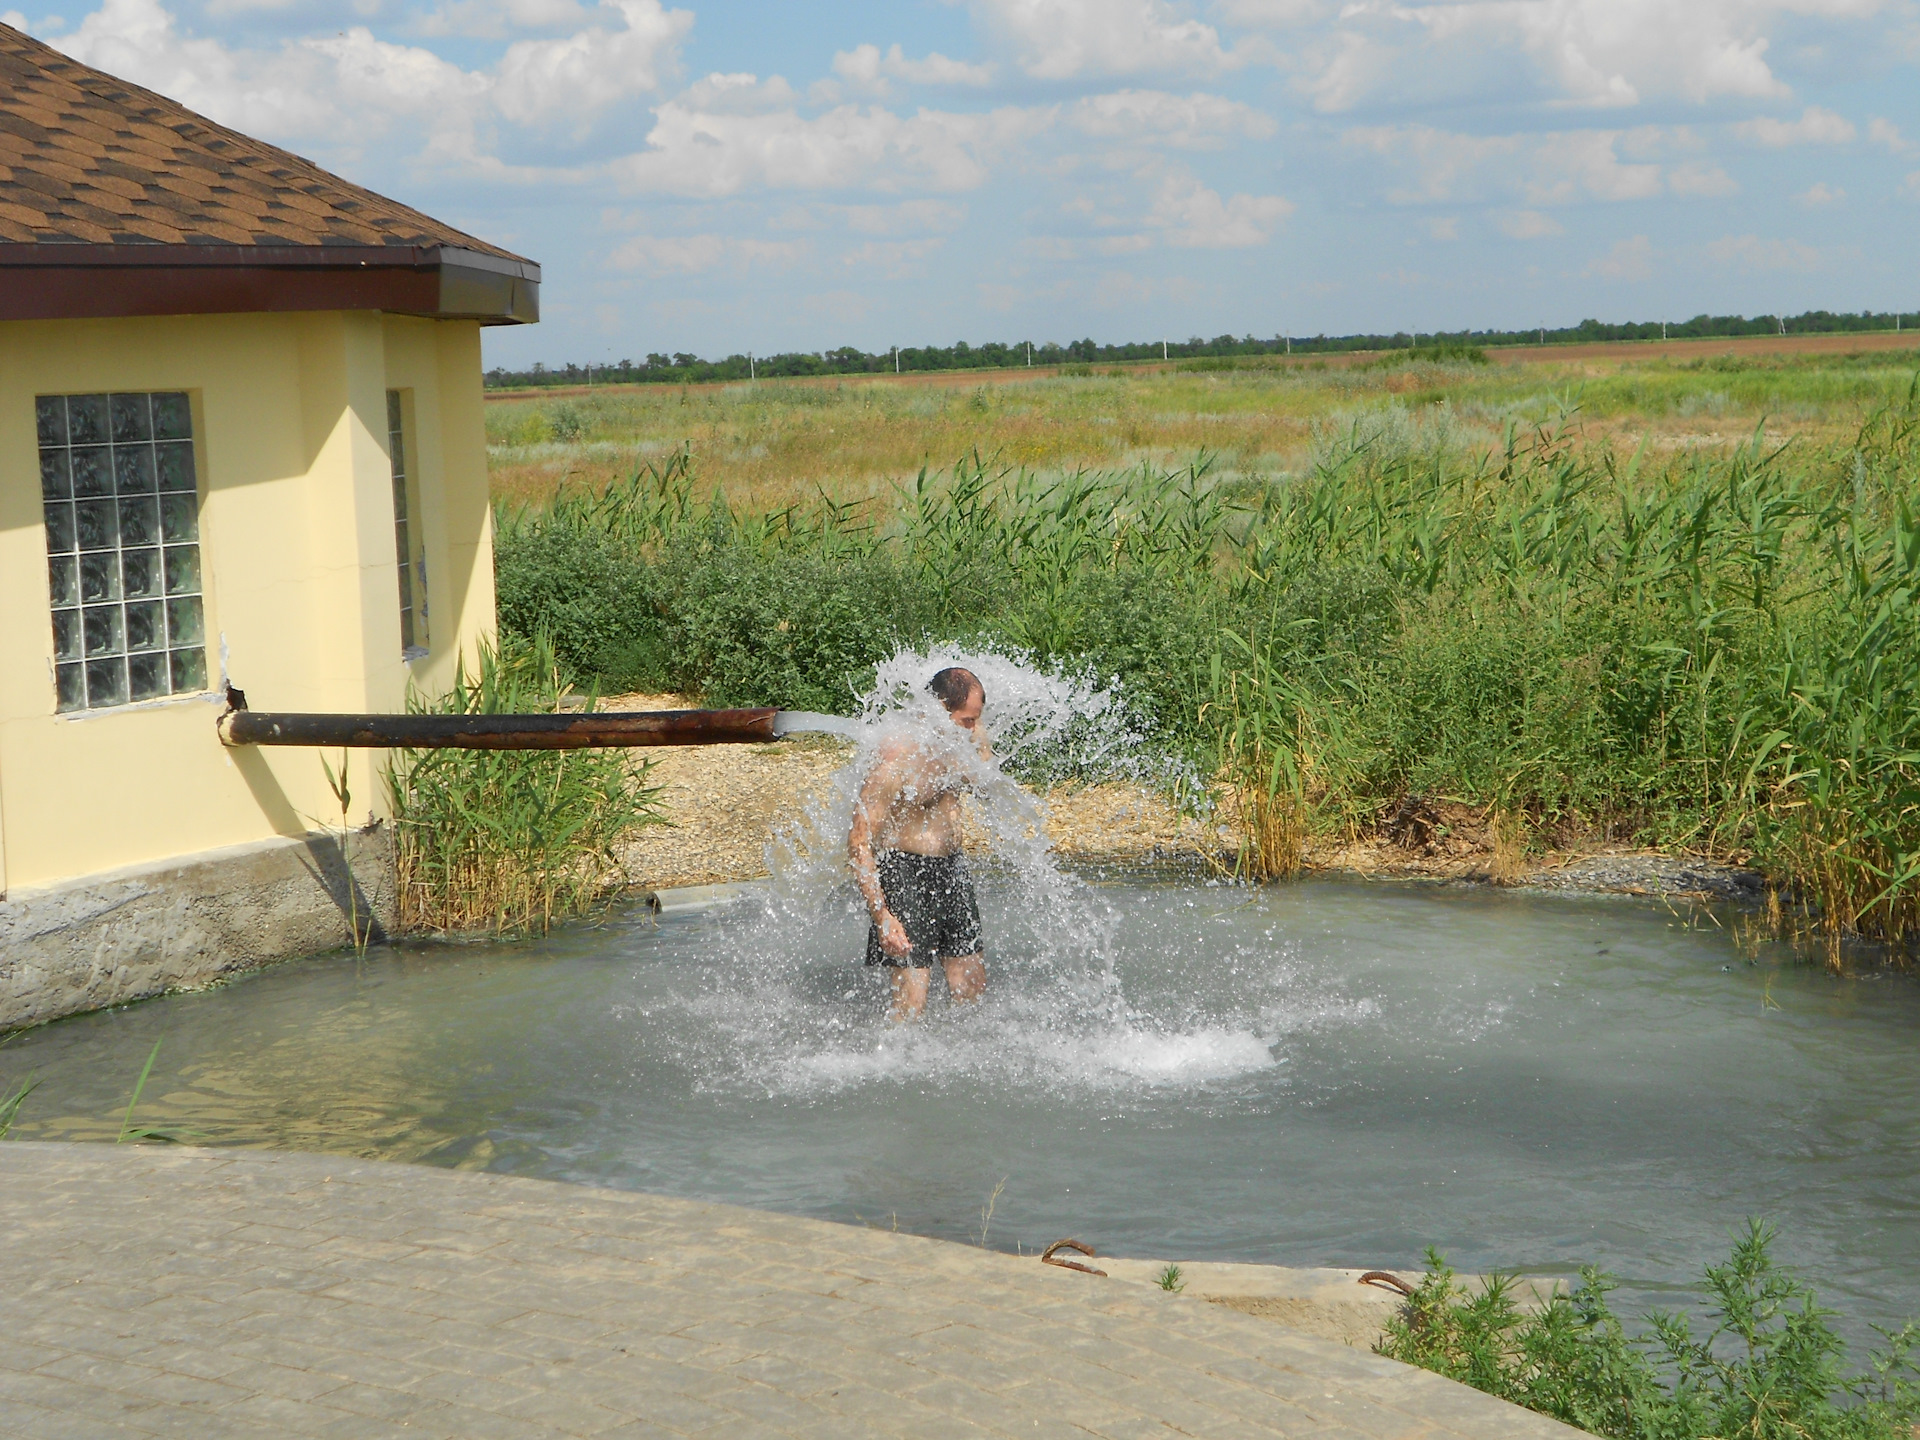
[943,953,986,1004]
[890,965,932,1021]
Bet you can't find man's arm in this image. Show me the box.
[849,747,912,957]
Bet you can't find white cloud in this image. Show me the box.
[606,233,807,273]
[1868,117,1912,153]
[834,200,970,234]
[678,72,802,113]
[1584,234,1654,280]
[1298,29,1384,112]
[1067,90,1275,148]
[1344,125,1516,203]
[1287,0,1891,114]
[615,94,1032,197]
[1668,161,1738,197]
[491,0,692,125]
[1144,170,1292,246]
[1346,124,1665,206]
[50,0,689,171]
[1496,208,1563,238]
[843,238,947,277]
[830,42,993,95]
[1212,0,1330,20]
[1793,181,1845,205]
[1521,130,1661,202]
[411,0,592,40]
[1706,233,1823,270]
[1424,215,1459,239]
[965,0,1239,79]
[1736,105,1856,146]
[1416,0,1804,106]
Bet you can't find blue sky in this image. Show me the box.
[12,0,1920,369]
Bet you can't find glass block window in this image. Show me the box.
[38,392,208,713]
[387,390,427,656]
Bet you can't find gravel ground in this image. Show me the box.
[610,697,1765,902]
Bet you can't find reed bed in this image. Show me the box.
[384,635,662,934]
[491,364,1920,963]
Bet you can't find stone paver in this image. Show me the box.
[0,1143,1579,1438]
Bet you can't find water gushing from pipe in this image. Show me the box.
[661,646,1277,1099]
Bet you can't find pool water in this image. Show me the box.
[6,870,1918,1343]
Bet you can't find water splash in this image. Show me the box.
[658,645,1278,1098]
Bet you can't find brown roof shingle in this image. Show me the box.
[0,22,527,260]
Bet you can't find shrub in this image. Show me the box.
[493,520,665,690]
[661,546,936,711]
[1379,1222,1920,1440]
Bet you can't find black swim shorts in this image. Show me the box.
[865,850,983,968]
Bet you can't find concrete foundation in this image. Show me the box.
[0,828,395,1031]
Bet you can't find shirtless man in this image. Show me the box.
[848,667,991,1021]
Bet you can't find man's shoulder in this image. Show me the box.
[870,733,920,764]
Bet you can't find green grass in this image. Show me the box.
[1379,1222,1920,1440]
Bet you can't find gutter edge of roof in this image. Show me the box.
[0,242,541,282]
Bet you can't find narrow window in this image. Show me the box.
[387,390,427,657]
[38,392,207,713]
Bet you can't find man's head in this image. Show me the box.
[927,667,984,733]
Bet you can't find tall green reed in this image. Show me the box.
[384,633,663,934]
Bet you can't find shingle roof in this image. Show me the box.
[0,21,527,261]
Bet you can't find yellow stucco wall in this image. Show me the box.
[0,310,497,894]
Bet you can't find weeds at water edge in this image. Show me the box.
[1379,1220,1920,1440]
[0,1075,36,1140]
[384,633,663,935]
[974,1176,1008,1249]
[115,1040,188,1144]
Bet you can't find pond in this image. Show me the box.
[6,869,1918,1345]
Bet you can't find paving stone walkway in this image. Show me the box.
[0,1143,1578,1439]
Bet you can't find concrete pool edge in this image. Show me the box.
[0,1140,1583,1439]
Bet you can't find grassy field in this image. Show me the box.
[485,338,1920,514]
[485,339,1920,961]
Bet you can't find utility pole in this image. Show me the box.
[1026,343,1031,367]
[1162,339,1167,361]
[894,346,899,374]
[1662,321,1668,341]
[749,353,755,380]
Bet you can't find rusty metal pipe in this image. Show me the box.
[217,706,779,751]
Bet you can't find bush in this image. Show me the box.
[660,546,936,711]
[1379,1222,1920,1440]
[493,521,667,691]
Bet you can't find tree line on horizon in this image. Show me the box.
[483,309,1920,390]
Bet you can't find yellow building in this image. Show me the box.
[0,25,539,1026]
